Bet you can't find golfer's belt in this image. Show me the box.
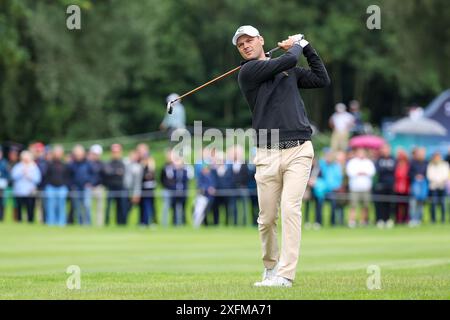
[263,139,308,150]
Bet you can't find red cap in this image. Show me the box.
[31,142,45,152]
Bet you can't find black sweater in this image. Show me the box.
[46,160,71,187]
[238,43,330,146]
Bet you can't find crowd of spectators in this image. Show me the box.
[0,142,258,227]
[304,145,450,229]
[0,138,449,229]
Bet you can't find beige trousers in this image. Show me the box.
[254,141,314,281]
[91,185,105,227]
[330,130,349,152]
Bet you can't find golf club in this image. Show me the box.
[166,46,281,114]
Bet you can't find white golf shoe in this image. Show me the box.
[254,276,293,288]
[261,263,278,282]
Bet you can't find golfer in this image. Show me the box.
[233,26,330,287]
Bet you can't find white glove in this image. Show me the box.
[290,34,304,42]
[299,39,309,48]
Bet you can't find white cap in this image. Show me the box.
[232,25,260,46]
[90,144,103,155]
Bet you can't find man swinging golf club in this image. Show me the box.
[233,26,330,287]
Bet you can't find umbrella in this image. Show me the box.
[389,117,447,136]
[349,135,385,150]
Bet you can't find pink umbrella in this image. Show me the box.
[349,135,385,150]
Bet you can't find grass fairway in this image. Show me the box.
[0,223,449,300]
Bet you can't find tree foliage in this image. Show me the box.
[0,0,449,143]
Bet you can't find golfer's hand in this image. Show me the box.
[290,34,304,42]
[278,35,306,50]
[277,37,295,51]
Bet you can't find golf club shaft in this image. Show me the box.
[169,46,281,107]
[176,65,242,103]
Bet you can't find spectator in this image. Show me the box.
[140,155,157,226]
[66,151,75,224]
[7,146,21,174]
[408,147,428,227]
[374,144,396,228]
[160,93,186,137]
[124,150,143,218]
[394,149,410,224]
[69,145,94,225]
[329,103,355,152]
[160,149,176,226]
[11,150,41,223]
[320,150,344,227]
[349,100,365,137]
[309,158,326,229]
[331,151,348,226]
[346,148,375,227]
[7,146,20,221]
[88,144,105,226]
[29,142,48,224]
[44,145,70,226]
[104,144,127,225]
[309,152,343,229]
[228,145,249,226]
[195,163,216,226]
[0,148,9,221]
[136,143,150,162]
[427,152,449,223]
[211,152,234,225]
[136,143,159,225]
[171,155,189,226]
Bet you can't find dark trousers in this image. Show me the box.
[140,191,155,225]
[304,199,312,223]
[203,195,216,226]
[374,186,394,222]
[67,197,75,224]
[329,195,345,226]
[16,196,35,223]
[213,196,231,225]
[430,189,446,223]
[105,190,128,225]
[229,189,248,226]
[314,196,323,225]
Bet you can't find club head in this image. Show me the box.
[166,100,174,114]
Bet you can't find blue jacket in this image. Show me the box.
[89,160,104,186]
[319,159,343,192]
[69,160,95,189]
[409,160,428,181]
[211,165,234,190]
[313,160,343,200]
[198,169,217,197]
